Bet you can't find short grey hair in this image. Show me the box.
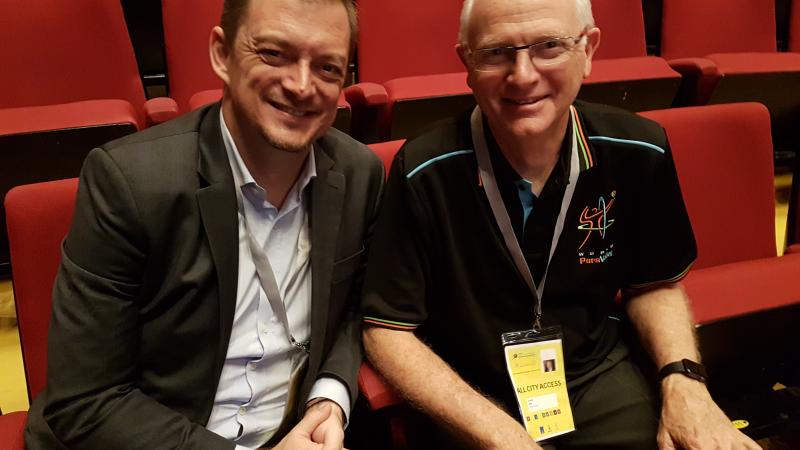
[458,0,595,44]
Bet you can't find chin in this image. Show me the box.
[262,129,317,153]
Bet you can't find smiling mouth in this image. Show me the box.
[504,95,547,106]
[269,101,316,118]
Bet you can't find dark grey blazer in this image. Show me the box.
[25,103,384,449]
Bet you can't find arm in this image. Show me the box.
[625,284,760,450]
[42,149,233,450]
[363,327,541,450]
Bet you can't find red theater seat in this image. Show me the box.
[641,104,800,438]
[345,0,473,141]
[640,103,777,270]
[162,0,352,132]
[0,0,179,270]
[580,0,681,111]
[660,0,800,150]
[0,178,79,447]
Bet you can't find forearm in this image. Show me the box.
[363,327,539,450]
[624,283,699,369]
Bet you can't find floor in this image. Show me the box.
[0,173,795,421]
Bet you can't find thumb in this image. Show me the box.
[294,402,332,436]
[656,427,677,450]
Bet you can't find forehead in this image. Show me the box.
[467,0,581,48]
[239,0,350,54]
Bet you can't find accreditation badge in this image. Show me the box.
[502,327,575,442]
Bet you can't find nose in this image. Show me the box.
[282,60,314,101]
[506,49,541,86]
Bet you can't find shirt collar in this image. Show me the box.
[220,109,317,210]
[485,113,573,189]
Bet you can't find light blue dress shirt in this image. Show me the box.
[206,111,350,449]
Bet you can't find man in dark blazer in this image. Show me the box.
[25,0,382,448]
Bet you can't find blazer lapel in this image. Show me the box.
[195,104,239,383]
[308,145,345,374]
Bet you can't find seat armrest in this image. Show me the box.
[0,411,28,450]
[667,57,722,105]
[344,83,388,107]
[358,362,403,411]
[144,97,180,127]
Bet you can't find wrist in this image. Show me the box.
[661,371,709,398]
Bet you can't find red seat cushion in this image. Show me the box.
[586,57,681,84]
[706,52,800,74]
[683,254,800,324]
[368,140,405,176]
[0,100,140,136]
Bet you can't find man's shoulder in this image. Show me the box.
[103,105,211,152]
[396,115,474,181]
[317,126,382,171]
[575,100,667,149]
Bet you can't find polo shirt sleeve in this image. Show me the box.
[623,133,697,289]
[361,149,432,331]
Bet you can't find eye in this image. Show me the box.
[258,48,288,65]
[316,61,346,82]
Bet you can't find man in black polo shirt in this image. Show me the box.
[360,0,761,448]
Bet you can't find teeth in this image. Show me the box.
[511,98,538,105]
[274,102,309,117]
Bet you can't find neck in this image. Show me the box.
[490,112,570,196]
[222,101,309,209]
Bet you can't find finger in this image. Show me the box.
[319,423,345,450]
[656,428,676,450]
[294,403,333,436]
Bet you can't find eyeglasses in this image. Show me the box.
[469,31,588,72]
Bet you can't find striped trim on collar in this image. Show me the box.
[570,105,594,171]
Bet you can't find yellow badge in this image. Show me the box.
[732,419,749,429]
[504,337,575,441]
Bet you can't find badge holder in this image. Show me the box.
[502,326,575,442]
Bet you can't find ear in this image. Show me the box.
[582,27,601,79]
[209,26,231,86]
[455,43,474,88]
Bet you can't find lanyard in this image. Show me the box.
[471,106,580,330]
[237,192,311,354]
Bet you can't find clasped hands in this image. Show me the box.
[269,400,347,450]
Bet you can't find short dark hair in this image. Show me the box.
[220,0,358,53]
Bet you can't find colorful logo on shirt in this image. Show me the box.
[577,191,616,252]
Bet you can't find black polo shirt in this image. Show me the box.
[362,101,696,415]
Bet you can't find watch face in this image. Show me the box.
[683,359,708,380]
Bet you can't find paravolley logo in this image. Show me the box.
[577,191,616,265]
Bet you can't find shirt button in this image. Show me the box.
[270,317,279,324]
[238,406,246,415]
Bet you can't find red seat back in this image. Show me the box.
[591,0,648,59]
[640,104,777,269]
[368,140,405,177]
[0,0,146,119]
[790,0,800,52]
[163,0,225,112]
[357,0,464,83]
[660,0,777,59]
[5,178,79,401]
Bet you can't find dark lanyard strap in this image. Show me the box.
[470,106,580,330]
[238,191,311,354]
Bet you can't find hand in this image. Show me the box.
[271,402,345,450]
[658,375,761,450]
[308,400,346,450]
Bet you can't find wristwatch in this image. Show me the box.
[658,359,708,383]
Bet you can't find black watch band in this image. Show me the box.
[658,359,708,383]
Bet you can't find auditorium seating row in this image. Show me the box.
[1,102,799,448]
[3,0,800,270]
